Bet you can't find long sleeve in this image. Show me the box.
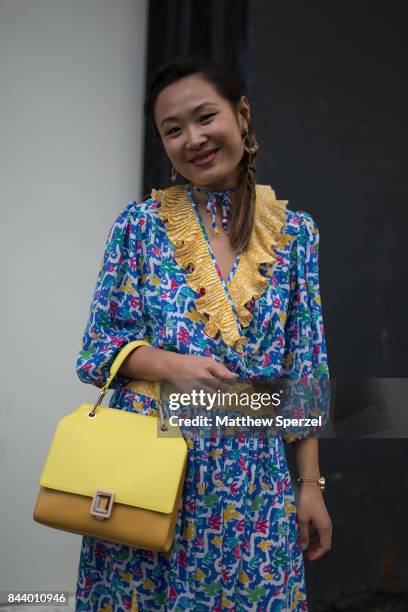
[280,211,330,442]
[76,202,150,389]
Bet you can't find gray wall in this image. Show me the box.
[0,0,147,602]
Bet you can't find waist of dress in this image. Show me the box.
[123,379,161,400]
[122,379,280,416]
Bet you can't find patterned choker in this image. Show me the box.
[192,185,237,234]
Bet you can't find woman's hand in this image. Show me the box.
[296,482,332,561]
[120,346,239,413]
[120,346,238,393]
[163,353,239,397]
[167,353,238,382]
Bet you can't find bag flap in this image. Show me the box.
[39,404,188,514]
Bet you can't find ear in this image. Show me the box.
[238,95,251,127]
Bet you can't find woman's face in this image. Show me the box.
[154,74,250,191]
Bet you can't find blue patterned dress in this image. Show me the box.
[75,183,329,611]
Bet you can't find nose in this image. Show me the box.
[185,125,207,150]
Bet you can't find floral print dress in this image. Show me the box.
[75,183,329,611]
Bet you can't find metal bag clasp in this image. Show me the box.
[90,490,115,520]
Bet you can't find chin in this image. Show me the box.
[193,168,229,188]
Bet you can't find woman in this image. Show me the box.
[75,61,332,611]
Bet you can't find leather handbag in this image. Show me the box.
[33,340,188,552]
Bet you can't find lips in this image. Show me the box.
[190,148,219,166]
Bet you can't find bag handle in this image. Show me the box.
[88,341,165,429]
[106,340,152,387]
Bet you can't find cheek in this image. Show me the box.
[223,133,244,162]
[216,116,241,139]
[217,124,243,153]
[163,142,181,165]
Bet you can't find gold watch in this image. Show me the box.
[296,476,326,492]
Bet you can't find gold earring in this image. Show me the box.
[242,126,259,155]
[171,166,177,183]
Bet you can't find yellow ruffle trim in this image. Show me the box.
[153,185,246,352]
[228,185,288,327]
[152,184,288,353]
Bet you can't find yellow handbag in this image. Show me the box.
[33,340,188,552]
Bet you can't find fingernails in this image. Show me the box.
[300,542,308,551]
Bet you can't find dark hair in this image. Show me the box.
[144,60,260,252]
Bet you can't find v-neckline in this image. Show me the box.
[153,183,289,352]
[186,184,242,288]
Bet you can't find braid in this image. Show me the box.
[229,128,260,252]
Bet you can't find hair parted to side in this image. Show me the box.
[144,60,260,252]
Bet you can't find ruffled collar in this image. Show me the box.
[152,183,288,353]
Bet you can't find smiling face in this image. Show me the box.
[154,73,250,191]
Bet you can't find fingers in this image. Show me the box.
[298,522,310,552]
[209,364,240,388]
[311,524,332,560]
[197,377,224,395]
[168,357,239,396]
[304,541,331,561]
[212,369,238,381]
[301,523,332,561]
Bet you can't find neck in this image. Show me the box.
[191,182,238,209]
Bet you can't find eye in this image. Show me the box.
[200,113,216,123]
[166,126,180,136]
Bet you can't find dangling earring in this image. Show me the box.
[171,166,177,183]
[242,126,259,155]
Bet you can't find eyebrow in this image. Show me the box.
[160,101,219,129]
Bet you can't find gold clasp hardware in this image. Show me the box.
[88,385,109,418]
[90,490,115,520]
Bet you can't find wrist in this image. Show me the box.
[297,475,326,492]
[120,346,181,381]
[158,349,185,380]
[298,472,321,480]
